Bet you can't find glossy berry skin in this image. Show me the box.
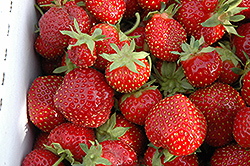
[34,35,64,60]
[89,23,120,71]
[99,140,138,166]
[114,113,148,156]
[33,131,50,150]
[85,0,126,25]
[210,143,250,166]
[241,71,250,105]
[144,146,198,166]
[105,58,150,93]
[174,0,224,45]
[67,38,97,68]
[53,68,114,128]
[217,59,241,85]
[28,75,66,133]
[39,1,90,48]
[181,50,222,88]
[21,148,65,166]
[137,0,169,11]
[127,26,147,52]
[145,12,187,61]
[232,22,250,65]
[233,106,250,148]
[48,122,96,162]
[145,94,207,156]
[119,86,162,125]
[189,82,246,147]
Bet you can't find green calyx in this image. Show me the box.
[100,40,150,74]
[172,36,215,62]
[152,61,194,97]
[44,143,81,165]
[74,140,111,166]
[215,41,243,67]
[53,52,78,74]
[95,112,130,142]
[60,18,106,56]
[201,0,248,37]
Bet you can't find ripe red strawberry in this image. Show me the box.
[241,69,250,105]
[79,140,138,165]
[123,0,142,19]
[173,0,246,45]
[145,94,207,156]
[34,35,65,60]
[88,23,120,71]
[47,122,96,162]
[60,19,106,68]
[189,82,246,147]
[215,41,242,85]
[33,131,50,150]
[173,36,222,88]
[119,82,162,125]
[127,26,147,52]
[137,0,169,11]
[145,3,187,61]
[39,1,90,49]
[153,60,194,97]
[85,0,126,25]
[144,145,199,166]
[21,148,65,166]
[28,75,66,133]
[95,112,148,156]
[238,0,250,20]
[210,143,250,166]
[233,106,250,148]
[53,67,114,128]
[101,40,151,93]
[232,22,250,65]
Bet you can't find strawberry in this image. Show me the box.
[144,145,199,166]
[41,56,63,75]
[137,0,169,11]
[33,131,50,150]
[173,0,246,45]
[119,82,162,125]
[240,69,250,105]
[27,75,66,133]
[79,140,138,165]
[123,0,142,19]
[60,18,106,68]
[88,23,120,71]
[189,82,246,147]
[101,40,151,93]
[39,1,90,49]
[34,35,65,60]
[95,112,148,156]
[127,26,148,52]
[53,67,114,128]
[173,36,222,88]
[215,41,242,85]
[233,106,250,148]
[153,60,194,97]
[145,3,187,61]
[145,94,207,156]
[238,0,250,20]
[210,143,250,166]
[47,122,96,162]
[21,148,65,166]
[85,0,126,25]
[232,22,250,65]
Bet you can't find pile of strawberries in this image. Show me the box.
[22,0,250,165]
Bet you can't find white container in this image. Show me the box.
[0,0,41,165]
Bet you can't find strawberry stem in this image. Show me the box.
[124,12,141,35]
[53,153,66,166]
